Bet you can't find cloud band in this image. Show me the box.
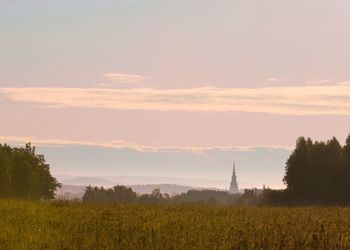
[0,136,292,153]
[1,86,350,115]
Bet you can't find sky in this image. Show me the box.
[1,0,350,188]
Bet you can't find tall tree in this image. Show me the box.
[283,134,350,204]
[0,145,11,197]
[0,143,60,200]
[284,137,312,198]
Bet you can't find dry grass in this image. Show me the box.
[1,200,350,249]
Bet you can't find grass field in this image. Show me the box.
[1,200,350,249]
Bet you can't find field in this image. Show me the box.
[1,201,350,249]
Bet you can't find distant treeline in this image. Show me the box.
[83,185,244,205]
[0,143,60,199]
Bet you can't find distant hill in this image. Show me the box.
[55,183,219,200]
[56,175,230,189]
[56,175,232,200]
[128,184,199,196]
[60,177,116,187]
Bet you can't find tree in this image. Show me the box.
[83,185,137,203]
[112,185,137,203]
[237,189,259,205]
[0,143,60,200]
[0,145,11,197]
[138,188,168,204]
[283,137,312,197]
[283,134,350,204]
[343,133,350,174]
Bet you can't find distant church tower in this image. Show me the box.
[229,161,239,193]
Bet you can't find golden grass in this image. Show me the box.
[1,200,350,249]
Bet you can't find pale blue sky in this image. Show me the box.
[1,1,350,188]
[37,145,290,189]
[2,0,350,87]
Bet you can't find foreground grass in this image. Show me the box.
[1,200,350,249]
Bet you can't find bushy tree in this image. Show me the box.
[171,189,239,204]
[83,185,137,203]
[343,134,350,175]
[283,134,350,204]
[237,189,259,205]
[0,143,60,199]
[0,144,11,197]
[138,188,170,204]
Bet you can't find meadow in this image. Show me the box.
[1,200,350,249]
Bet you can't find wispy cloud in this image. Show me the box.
[1,85,350,115]
[305,78,334,85]
[0,135,292,153]
[103,73,148,84]
[337,81,350,86]
[315,79,333,84]
[265,78,282,82]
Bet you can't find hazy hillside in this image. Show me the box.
[57,175,230,189]
[59,177,116,187]
[55,184,213,200]
[127,184,199,196]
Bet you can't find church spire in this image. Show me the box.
[229,161,239,193]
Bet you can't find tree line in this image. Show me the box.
[83,185,264,205]
[83,185,242,205]
[0,143,60,199]
[263,134,350,205]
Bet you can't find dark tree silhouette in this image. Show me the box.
[83,185,137,203]
[0,143,60,199]
[282,134,350,204]
[0,144,11,197]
